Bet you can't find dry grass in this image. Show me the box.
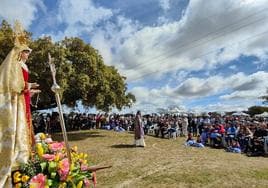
[53,130,268,188]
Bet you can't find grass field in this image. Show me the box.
[53,130,268,188]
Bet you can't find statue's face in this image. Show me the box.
[20,50,30,61]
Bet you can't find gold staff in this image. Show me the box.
[47,53,72,164]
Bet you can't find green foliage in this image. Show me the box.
[60,37,136,111]
[247,106,268,116]
[0,20,136,112]
[260,88,268,104]
[27,37,71,109]
[20,155,42,177]
[0,20,15,63]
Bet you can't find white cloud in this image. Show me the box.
[229,65,237,70]
[43,0,268,84]
[191,101,256,113]
[35,1,47,13]
[58,0,113,26]
[47,0,113,40]
[168,70,189,85]
[128,71,268,112]
[90,30,113,65]
[0,0,39,28]
[109,0,268,82]
[91,16,140,66]
[253,58,268,70]
[174,71,268,98]
[129,86,183,113]
[157,16,169,25]
[220,91,261,100]
[159,0,171,11]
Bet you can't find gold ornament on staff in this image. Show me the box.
[47,53,72,164]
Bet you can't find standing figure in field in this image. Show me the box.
[0,21,40,187]
[134,110,146,147]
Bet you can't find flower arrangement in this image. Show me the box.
[12,133,96,188]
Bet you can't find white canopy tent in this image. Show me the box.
[169,108,185,115]
[156,108,168,114]
[232,112,250,116]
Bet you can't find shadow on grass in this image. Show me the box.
[52,131,105,141]
[111,144,136,148]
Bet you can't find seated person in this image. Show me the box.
[209,124,223,148]
[236,125,253,153]
[168,121,177,139]
[195,135,205,148]
[226,139,241,153]
[156,119,168,138]
[185,133,204,148]
[249,123,268,156]
[200,125,209,145]
[226,123,237,147]
[114,125,125,132]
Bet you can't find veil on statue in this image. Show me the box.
[0,20,32,94]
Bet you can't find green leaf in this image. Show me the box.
[40,162,47,172]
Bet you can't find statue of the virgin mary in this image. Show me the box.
[0,21,40,187]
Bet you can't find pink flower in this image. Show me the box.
[84,178,90,188]
[42,154,55,161]
[29,173,46,188]
[57,158,70,181]
[80,163,89,171]
[58,152,65,159]
[49,142,64,152]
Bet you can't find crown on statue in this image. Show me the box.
[13,20,30,50]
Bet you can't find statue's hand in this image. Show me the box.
[29,82,40,89]
[30,89,41,97]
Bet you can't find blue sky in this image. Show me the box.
[1,0,268,113]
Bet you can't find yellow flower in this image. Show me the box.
[36,143,44,158]
[40,133,46,140]
[29,183,38,188]
[54,154,60,162]
[30,184,49,188]
[21,175,30,183]
[58,182,67,188]
[15,183,22,188]
[13,171,21,183]
[79,153,84,158]
[72,146,78,152]
[76,180,83,188]
[66,175,73,182]
[70,163,75,171]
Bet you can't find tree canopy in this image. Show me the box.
[247,106,268,116]
[0,20,136,112]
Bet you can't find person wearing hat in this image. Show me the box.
[0,21,40,187]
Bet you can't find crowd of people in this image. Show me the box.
[33,111,268,156]
[147,113,267,156]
